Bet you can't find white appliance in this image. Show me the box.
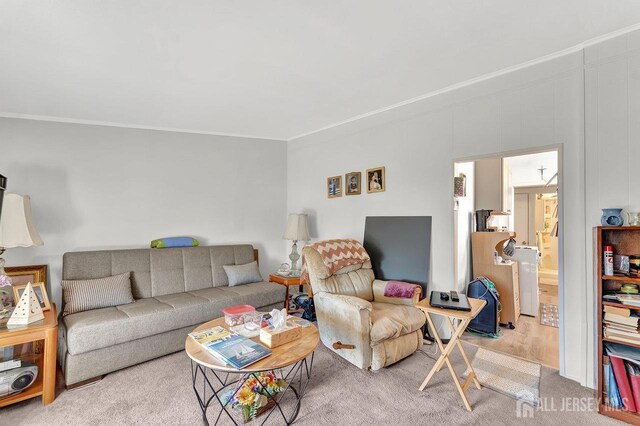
[503,246,541,317]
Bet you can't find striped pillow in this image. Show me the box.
[62,272,134,316]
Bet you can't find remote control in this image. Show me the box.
[450,290,460,302]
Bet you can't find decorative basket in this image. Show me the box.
[240,393,279,423]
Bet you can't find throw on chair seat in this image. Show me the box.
[302,239,426,371]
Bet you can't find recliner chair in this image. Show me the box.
[302,244,426,370]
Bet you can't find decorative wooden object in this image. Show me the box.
[0,304,58,407]
[595,226,640,424]
[471,231,521,327]
[8,282,44,326]
[259,321,302,349]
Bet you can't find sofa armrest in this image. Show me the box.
[372,280,421,306]
[314,292,373,368]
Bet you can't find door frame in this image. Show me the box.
[452,144,564,376]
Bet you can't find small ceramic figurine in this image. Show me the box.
[601,208,624,226]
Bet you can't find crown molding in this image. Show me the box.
[0,112,286,142]
[287,22,640,141]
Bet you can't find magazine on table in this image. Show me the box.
[189,326,271,369]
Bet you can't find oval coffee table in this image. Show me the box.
[185,316,319,425]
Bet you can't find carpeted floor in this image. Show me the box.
[2,342,621,425]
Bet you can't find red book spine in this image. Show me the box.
[629,371,640,411]
[611,355,637,412]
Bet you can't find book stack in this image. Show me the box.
[618,295,640,308]
[189,326,271,370]
[605,343,640,412]
[604,306,640,345]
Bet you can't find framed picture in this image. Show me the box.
[345,172,361,196]
[366,167,385,193]
[327,175,342,198]
[6,265,47,307]
[12,282,51,311]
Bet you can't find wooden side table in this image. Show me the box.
[416,296,486,411]
[0,304,58,407]
[269,274,311,314]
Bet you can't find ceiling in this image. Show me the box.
[2,1,640,141]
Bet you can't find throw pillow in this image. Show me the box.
[62,272,134,316]
[223,261,263,286]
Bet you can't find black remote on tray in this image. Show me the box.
[450,290,460,302]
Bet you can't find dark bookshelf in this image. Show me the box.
[596,226,640,423]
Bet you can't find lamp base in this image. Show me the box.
[0,256,13,308]
[289,240,300,273]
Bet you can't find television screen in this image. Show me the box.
[363,216,432,297]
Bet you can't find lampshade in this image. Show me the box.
[282,213,310,241]
[0,193,44,248]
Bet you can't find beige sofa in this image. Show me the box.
[58,244,285,386]
[302,245,426,370]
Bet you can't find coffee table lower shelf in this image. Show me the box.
[191,353,314,426]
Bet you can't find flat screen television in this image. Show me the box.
[363,216,432,297]
[0,174,6,220]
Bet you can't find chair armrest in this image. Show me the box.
[314,292,373,366]
[372,280,421,306]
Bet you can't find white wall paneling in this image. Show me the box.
[1,118,288,307]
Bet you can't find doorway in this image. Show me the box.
[454,148,561,369]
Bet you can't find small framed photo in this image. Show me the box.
[12,282,51,311]
[327,175,342,198]
[366,167,385,193]
[5,264,47,307]
[345,172,361,196]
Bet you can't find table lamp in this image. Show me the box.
[0,194,44,292]
[282,213,310,276]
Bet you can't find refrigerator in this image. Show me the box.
[503,246,541,317]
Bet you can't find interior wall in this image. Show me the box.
[288,51,586,384]
[454,162,475,293]
[584,28,640,389]
[0,118,288,307]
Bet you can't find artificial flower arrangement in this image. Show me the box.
[223,372,287,422]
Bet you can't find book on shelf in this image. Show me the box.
[604,312,640,327]
[628,363,640,411]
[611,355,638,412]
[189,326,271,369]
[604,305,632,317]
[605,321,640,333]
[619,295,640,307]
[605,327,640,341]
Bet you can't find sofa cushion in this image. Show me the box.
[223,261,263,286]
[369,302,426,345]
[64,283,286,355]
[219,282,286,307]
[61,272,134,316]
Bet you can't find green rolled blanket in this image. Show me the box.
[151,237,199,249]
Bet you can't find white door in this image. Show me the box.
[514,193,530,245]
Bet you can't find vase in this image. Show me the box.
[601,208,624,226]
[628,212,640,226]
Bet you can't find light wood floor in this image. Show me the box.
[462,283,559,369]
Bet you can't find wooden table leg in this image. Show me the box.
[446,317,481,390]
[42,327,57,405]
[284,285,291,313]
[419,313,475,411]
